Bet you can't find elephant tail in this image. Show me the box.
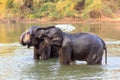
[104,44,107,64]
[102,39,107,64]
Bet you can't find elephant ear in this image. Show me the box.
[33,26,55,38]
[33,27,45,38]
[32,26,63,46]
[43,27,63,46]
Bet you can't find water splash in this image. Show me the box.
[55,24,75,32]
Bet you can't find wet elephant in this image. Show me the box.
[19,26,58,60]
[33,26,107,65]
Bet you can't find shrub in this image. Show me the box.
[33,2,56,18]
[81,0,104,19]
[6,0,14,8]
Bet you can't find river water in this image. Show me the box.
[0,23,120,80]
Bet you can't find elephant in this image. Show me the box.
[33,26,107,65]
[19,26,58,60]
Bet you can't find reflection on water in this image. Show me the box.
[0,23,30,43]
[0,23,120,43]
[73,23,120,40]
[0,23,120,80]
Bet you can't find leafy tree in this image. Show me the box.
[6,0,14,8]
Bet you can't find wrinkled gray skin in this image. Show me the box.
[19,26,58,60]
[34,26,107,65]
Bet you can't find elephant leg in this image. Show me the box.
[96,57,102,64]
[50,46,59,58]
[59,46,71,65]
[41,45,51,60]
[96,51,103,64]
[34,47,40,60]
[46,45,51,59]
[87,52,103,65]
[86,52,98,65]
[41,53,47,60]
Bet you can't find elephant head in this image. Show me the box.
[20,26,63,48]
[19,26,43,48]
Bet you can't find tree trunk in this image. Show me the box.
[19,0,33,15]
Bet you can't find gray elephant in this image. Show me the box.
[33,26,107,65]
[19,26,58,60]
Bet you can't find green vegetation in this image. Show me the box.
[0,0,120,20]
[6,0,14,8]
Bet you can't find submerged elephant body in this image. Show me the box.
[59,32,106,64]
[34,26,107,65]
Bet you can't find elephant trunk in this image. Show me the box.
[19,27,37,47]
[19,32,27,46]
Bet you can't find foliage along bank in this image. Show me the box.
[0,0,120,21]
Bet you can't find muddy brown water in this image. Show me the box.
[0,23,120,80]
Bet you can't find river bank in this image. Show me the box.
[0,17,120,24]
